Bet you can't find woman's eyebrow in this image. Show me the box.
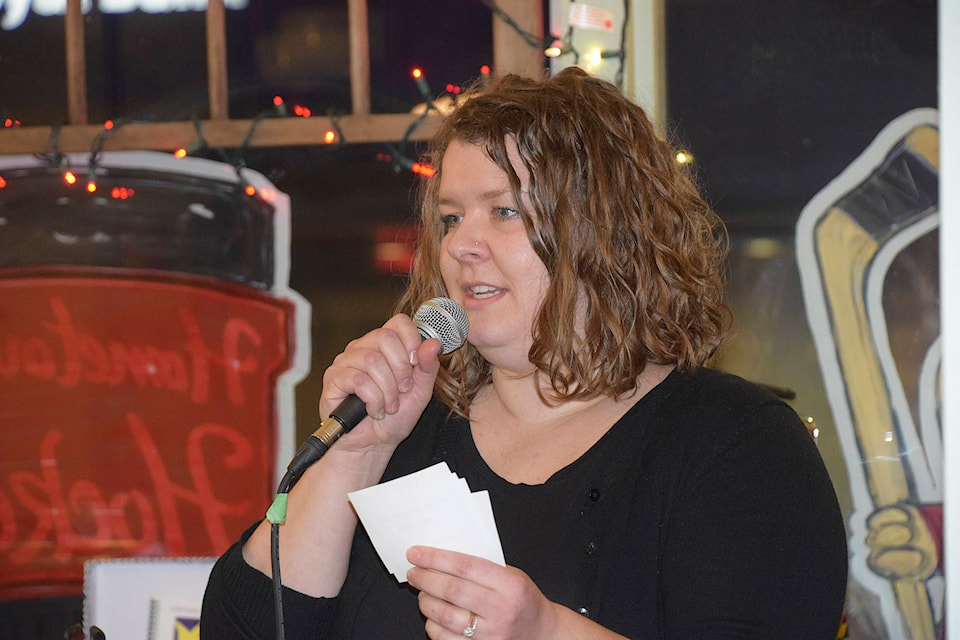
[438,186,514,208]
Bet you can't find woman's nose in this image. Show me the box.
[445,216,487,262]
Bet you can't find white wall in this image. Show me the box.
[939,0,959,635]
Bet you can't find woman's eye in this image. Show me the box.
[441,214,462,229]
[495,207,520,220]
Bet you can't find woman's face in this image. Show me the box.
[437,139,550,373]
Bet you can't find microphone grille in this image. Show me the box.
[414,297,469,354]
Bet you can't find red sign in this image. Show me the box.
[0,269,294,600]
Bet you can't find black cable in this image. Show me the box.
[614,0,629,87]
[271,521,285,640]
[269,469,296,640]
[474,0,553,50]
[268,433,339,640]
[36,121,65,167]
[381,106,433,176]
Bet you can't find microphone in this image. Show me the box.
[285,297,468,478]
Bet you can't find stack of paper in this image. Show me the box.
[348,462,504,581]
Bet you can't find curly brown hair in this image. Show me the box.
[398,67,729,417]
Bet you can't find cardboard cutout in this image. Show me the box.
[797,109,942,639]
[0,151,310,601]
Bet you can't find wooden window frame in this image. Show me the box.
[0,0,543,155]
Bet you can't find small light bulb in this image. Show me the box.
[412,162,435,177]
[583,49,603,69]
[411,68,430,98]
[110,186,134,199]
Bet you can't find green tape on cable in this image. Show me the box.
[267,493,288,524]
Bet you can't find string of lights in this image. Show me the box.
[1,2,638,201]
[2,89,375,204]
[474,0,553,50]
[545,1,629,87]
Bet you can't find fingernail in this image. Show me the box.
[399,377,413,393]
[409,351,418,366]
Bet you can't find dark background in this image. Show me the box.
[666,0,938,229]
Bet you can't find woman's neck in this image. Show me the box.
[468,363,674,484]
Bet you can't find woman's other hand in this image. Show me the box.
[406,546,629,640]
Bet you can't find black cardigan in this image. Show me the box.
[201,368,848,639]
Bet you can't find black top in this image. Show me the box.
[201,368,848,639]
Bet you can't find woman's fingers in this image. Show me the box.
[315,314,444,450]
[407,547,563,640]
[406,548,505,637]
[320,317,421,418]
[417,591,482,640]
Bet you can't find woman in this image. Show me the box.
[202,67,848,639]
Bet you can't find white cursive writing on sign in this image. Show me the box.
[1,0,249,31]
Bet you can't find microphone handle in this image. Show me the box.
[284,294,468,481]
[286,394,367,478]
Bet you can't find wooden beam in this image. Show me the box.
[348,0,371,115]
[206,0,230,120]
[0,114,442,156]
[65,0,87,125]
[492,0,545,79]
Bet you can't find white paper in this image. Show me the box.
[348,462,505,581]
